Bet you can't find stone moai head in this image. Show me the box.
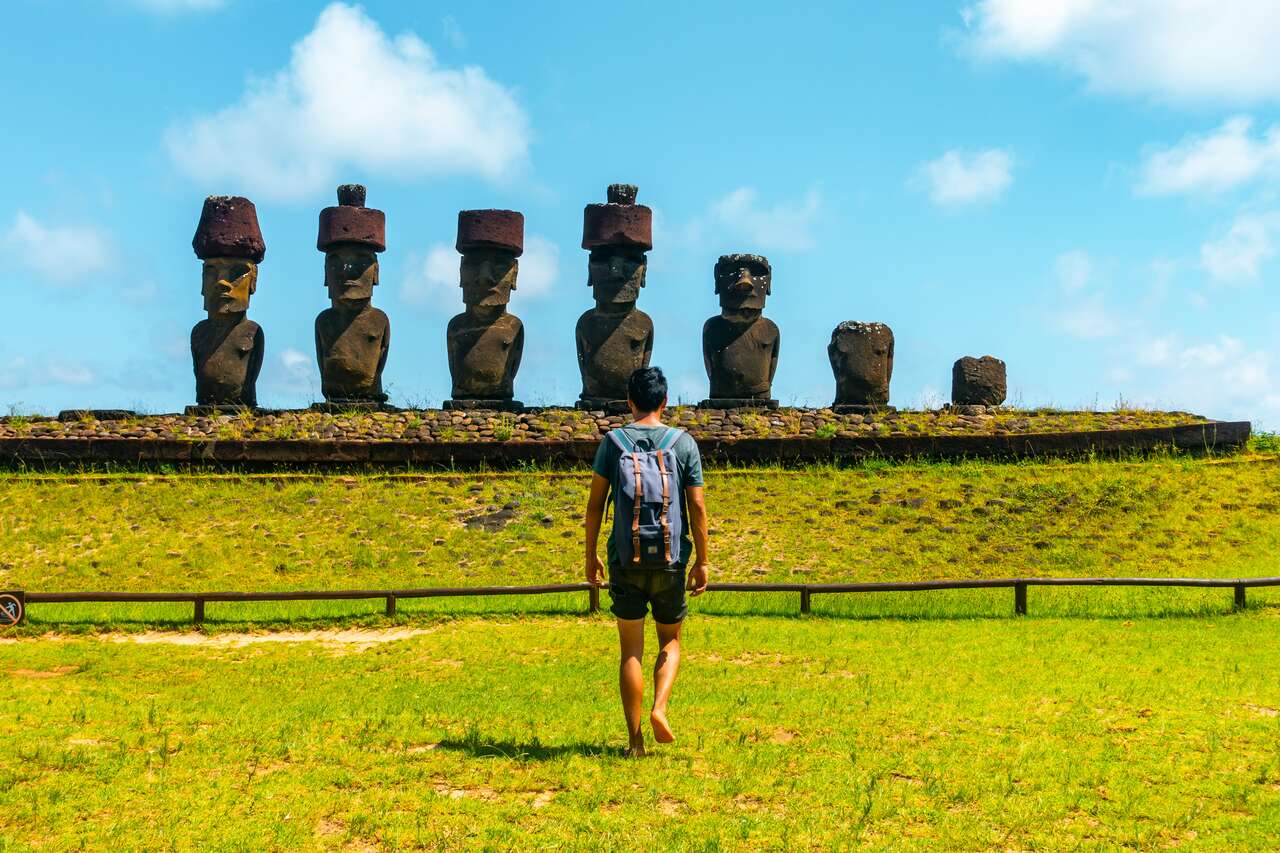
[583,183,652,307]
[317,184,385,308]
[952,355,1007,406]
[192,195,265,318]
[714,253,771,313]
[456,209,523,309]
[828,322,894,406]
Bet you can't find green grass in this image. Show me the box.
[1,456,1277,605]
[4,613,1280,849]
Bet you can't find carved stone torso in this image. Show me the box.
[314,305,390,402]
[191,316,264,406]
[447,310,524,399]
[575,307,653,400]
[703,314,780,399]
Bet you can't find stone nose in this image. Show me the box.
[733,270,754,290]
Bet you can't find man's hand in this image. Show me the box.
[585,553,607,588]
[687,561,709,596]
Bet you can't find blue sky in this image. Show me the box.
[2,0,1277,428]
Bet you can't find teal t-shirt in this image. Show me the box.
[592,424,704,569]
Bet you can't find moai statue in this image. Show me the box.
[952,355,1007,409]
[575,184,654,412]
[444,209,525,412]
[828,322,895,413]
[699,254,779,409]
[313,184,391,409]
[188,195,266,413]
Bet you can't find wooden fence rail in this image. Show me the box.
[6,576,1280,626]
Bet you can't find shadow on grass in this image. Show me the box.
[436,737,616,761]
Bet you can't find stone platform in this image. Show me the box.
[0,407,1251,468]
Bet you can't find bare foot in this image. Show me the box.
[626,741,647,758]
[650,708,675,743]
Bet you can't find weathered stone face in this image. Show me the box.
[829,322,894,406]
[460,250,518,308]
[201,258,257,317]
[588,248,647,307]
[325,246,379,306]
[952,356,1007,406]
[714,254,770,312]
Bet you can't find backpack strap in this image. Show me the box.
[657,427,684,451]
[630,450,643,564]
[607,428,635,453]
[655,449,672,563]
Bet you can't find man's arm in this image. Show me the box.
[584,472,609,587]
[685,485,709,595]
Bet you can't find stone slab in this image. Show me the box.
[0,421,1250,469]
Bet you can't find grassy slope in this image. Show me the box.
[2,456,1277,600]
[4,615,1280,849]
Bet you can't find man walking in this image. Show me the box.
[585,366,709,757]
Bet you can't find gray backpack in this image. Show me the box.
[607,426,685,569]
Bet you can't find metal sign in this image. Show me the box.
[0,591,24,627]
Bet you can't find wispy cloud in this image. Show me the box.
[912,149,1013,207]
[1200,212,1280,283]
[0,355,97,390]
[1138,117,1280,196]
[0,211,114,286]
[165,2,529,201]
[709,187,822,251]
[960,0,1280,104]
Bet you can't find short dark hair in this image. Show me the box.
[627,366,668,413]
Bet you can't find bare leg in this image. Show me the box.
[616,618,646,756]
[650,619,682,743]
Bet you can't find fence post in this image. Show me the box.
[1234,584,1246,611]
[589,586,600,614]
[385,595,397,617]
[800,588,811,615]
[1014,582,1027,616]
[193,598,205,625]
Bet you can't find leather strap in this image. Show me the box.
[656,450,671,563]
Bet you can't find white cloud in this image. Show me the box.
[1,211,114,285]
[961,0,1280,104]
[1054,249,1092,291]
[0,356,97,390]
[165,2,529,200]
[127,0,225,10]
[1138,117,1280,196]
[913,149,1013,206]
[1200,212,1280,282]
[279,347,311,381]
[402,236,558,309]
[709,187,822,251]
[1121,333,1279,426]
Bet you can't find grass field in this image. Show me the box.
[4,614,1280,849]
[1,450,1278,628]
[3,448,1279,848]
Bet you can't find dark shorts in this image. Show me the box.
[607,565,688,624]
